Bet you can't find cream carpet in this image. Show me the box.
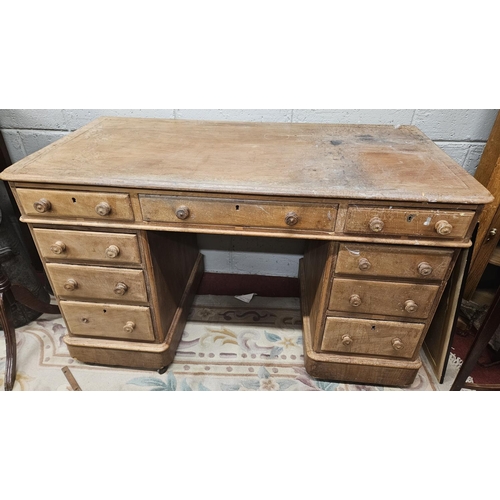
[0,295,459,391]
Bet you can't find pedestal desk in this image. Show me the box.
[0,117,493,387]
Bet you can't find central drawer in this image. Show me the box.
[46,263,148,304]
[329,278,440,319]
[321,316,424,359]
[139,194,337,232]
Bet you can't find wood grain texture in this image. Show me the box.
[299,260,422,386]
[61,301,155,341]
[424,247,469,380]
[143,231,201,343]
[464,112,500,299]
[1,117,492,204]
[46,263,148,304]
[63,252,204,370]
[335,243,453,280]
[321,316,424,359]
[329,278,440,319]
[140,194,337,232]
[16,188,134,221]
[345,206,475,239]
[301,241,336,351]
[32,228,142,265]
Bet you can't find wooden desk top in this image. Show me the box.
[1,117,493,205]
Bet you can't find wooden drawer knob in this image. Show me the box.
[404,299,418,313]
[341,334,353,346]
[392,338,404,351]
[349,294,362,307]
[418,262,433,276]
[95,202,112,216]
[50,241,66,254]
[176,206,190,220]
[358,257,371,271]
[285,211,299,226]
[33,198,51,213]
[123,321,136,334]
[114,282,129,295]
[435,220,453,235]
[64,279,78,291]
[105,245,120,258]
[369,217,384,232]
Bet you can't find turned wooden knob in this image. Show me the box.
[358,257,371,271]
[95,201,111,216]
[123,321,136,334]
[392,338,404,351]
[435,220,453,235]
[369,216,384,233]
[341,334,353,346]
[404,299,418,313]
[50,241,66,254]
[349,294,362,307]
[33,198,51,213]
[64,279,78,291]
[105,245,120,258]
[176,206,190,220]
[418,262,433,276]
[114,282,128,295]
[285,211,299,226]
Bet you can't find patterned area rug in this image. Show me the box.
[0,295,459,391]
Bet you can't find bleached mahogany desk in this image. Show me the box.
[0,117,493,387]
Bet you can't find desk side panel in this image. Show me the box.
[142,231,201,343]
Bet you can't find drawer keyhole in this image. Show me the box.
[235,205,240,211]
[72,197,77,203]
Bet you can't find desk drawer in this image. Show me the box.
[344,206,474,239]
[46,263,148,304]
[61,301,155,341]
[17,188,134,221]
[329,278,440,319]
[139,195,337,232]
[335,243,453,280]
[33,228,142,265]
[321,316,423,359]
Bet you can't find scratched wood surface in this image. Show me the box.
[1,117,493,204]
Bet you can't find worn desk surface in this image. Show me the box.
[1,117,493,205]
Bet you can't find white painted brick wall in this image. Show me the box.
[1,109,497,277]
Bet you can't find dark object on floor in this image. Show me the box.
[0,268,16,390]
[451,286,500,390]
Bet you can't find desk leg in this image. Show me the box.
[0,271,16,391]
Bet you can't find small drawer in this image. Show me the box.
[139,195,337,232]
[17,188,134,221]
[329,278,440,319]
[60,301,155,341]
[335,243,453,280]
[32,228,141,265]
[344,206,474,239]
[321,316,424,359]
[46,263,148,304]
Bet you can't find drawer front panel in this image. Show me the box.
[61,301,155,341]
[322,316,424,359]
[329,278,440,319]
[335,243,453,280]
[46,263,148,304]
[33,228,141,265]
[139,195,337,232]
[344,206,474,239]
[17,188,134,221]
